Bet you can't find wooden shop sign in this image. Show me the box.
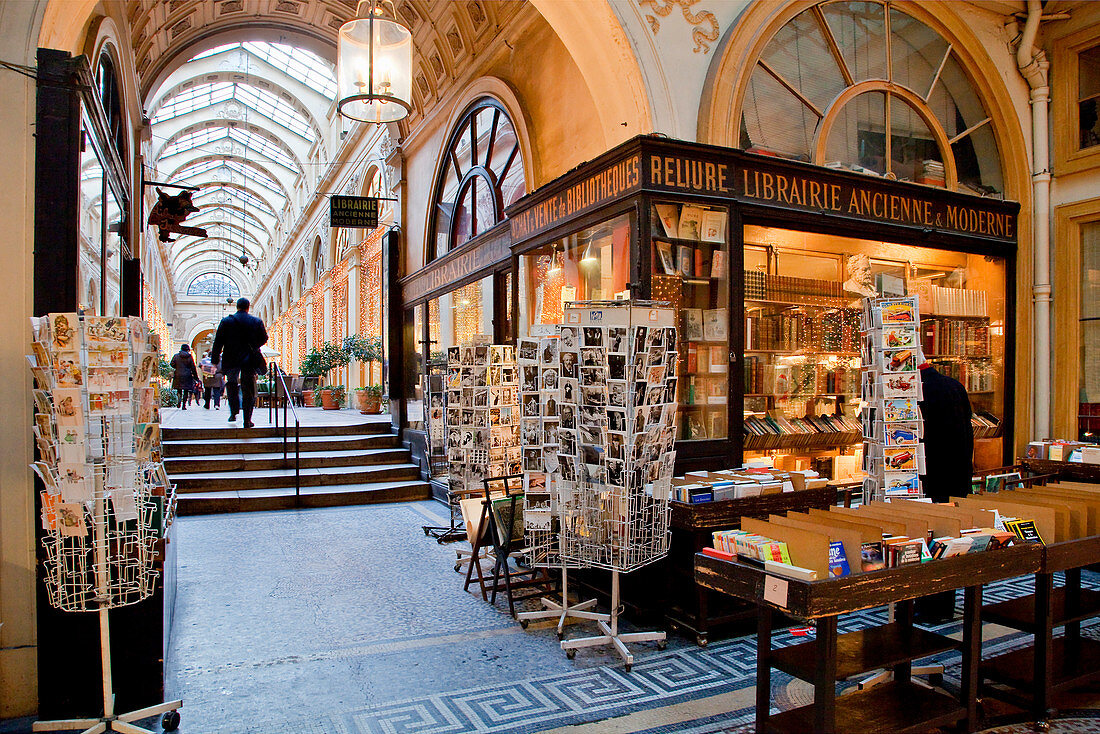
[402,226,511,303]
[644,149,1017,244]
[509,154,641,240]
[330,195,379,229]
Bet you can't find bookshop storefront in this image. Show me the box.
[507,135,1018,476]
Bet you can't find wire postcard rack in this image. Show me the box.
[859,296,927,504]
[514,329,601,638]
[28,312,181,734]
[552,301,678,670]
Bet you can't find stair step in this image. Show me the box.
[170,463,421,492]
[176,480,432,515]
[164,448,409,472]
[162,433,399,457]
[162,420,392,442]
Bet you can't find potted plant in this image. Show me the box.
[354,385,384,414]
[300,341,349,407]
[319,384,346,410]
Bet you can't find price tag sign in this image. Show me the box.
[763,574,788,609]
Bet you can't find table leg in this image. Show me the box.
[813,615,838,734]
[893,599,914,684]
[961,585,982,732]
[756,605,773,733]
[1035,572,1055,722]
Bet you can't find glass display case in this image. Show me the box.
[648,201,731,441]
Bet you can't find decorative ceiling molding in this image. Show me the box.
[638,0,719,54]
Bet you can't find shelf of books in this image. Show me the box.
[650,201,730,442]
[742,269,862,460]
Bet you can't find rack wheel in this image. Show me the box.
[556,630,564,641]
[696,635,708,648]
[423,528,431,536]
[162,710,181,731]
[454,564,461,572]
[624,663,632,673]
[1033,721,1051,732]
[928,671,943,687]
[657,640,667,651]
[520,619,529,629]
[566,649,576,660]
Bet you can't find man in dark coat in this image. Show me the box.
[211,297,268,428]
[915,357,974,623]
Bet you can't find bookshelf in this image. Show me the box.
[651,201,730,442]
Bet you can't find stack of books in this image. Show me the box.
[916,159,945,187]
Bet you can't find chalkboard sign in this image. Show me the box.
[330,195,379,229]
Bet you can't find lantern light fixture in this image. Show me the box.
[337,0,413,124]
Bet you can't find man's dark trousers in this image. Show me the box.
[226,368,257,425]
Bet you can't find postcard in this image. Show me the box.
[56,502,87,537]
[49,313,80,352]
[84,316,129,345]
[682,309,704,341]
[40,491,60,531]
[882,326,918,349]
[88,367,129,391]
[881,348,916,373]
[884,421,921,447]
[882,372,922,399]
[703,308,728,341]
[701,210,726,243]
[883,446,918,472]
[654,203,680,238]
[678,205,704,240]
[131,352,157,385]
[676,245,695,277]
[882,397,919,422]
[53,388,83,427]
[656,240,677,275]
[877,297,918,325]
[109,488,140,523]
[54,353,83,387]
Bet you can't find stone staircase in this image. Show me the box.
[163,420,430,515]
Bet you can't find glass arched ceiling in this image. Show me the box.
[191,42,337,100]
[159,126,300,174]
[148,41,335,302]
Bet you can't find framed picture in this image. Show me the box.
[656,240,677,275]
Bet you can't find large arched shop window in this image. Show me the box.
[739,1,1003,195]
[428,97,527,261]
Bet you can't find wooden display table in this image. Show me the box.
[666,485,839,645]
[980,534,1100,721]
[1019,458,1100,484]
[696,544,1042,733]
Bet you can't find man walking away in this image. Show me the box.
[211,297,268,428]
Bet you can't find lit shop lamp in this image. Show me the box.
[547,247,562,277]
[337,0,413,124]
[580,242,598,267]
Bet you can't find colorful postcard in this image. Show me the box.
[877,297,918,325]
[882,372,922,399]
[882,326,918,349]
[54,353,83,387]
[53,388,84,427]
[881,348,916,373]
[884,421,921,447]
[882,397,919,422]
[883,446,918,472]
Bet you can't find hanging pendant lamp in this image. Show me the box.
[337,0,413,123]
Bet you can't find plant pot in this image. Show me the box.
[302,389,315,406]
[320,389,340,410]
[355,390,383,414]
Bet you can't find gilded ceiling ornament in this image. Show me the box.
[638,0,719,54]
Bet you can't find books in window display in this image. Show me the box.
[743,412,860,450]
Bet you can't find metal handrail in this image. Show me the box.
[269,362,301,505]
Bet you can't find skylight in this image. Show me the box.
[186,42,336,99]
[193,185,278,217]
[160,126,299,172]
[169,159,286,199]
[152,82,315,141]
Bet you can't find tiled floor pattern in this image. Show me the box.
[4,500,1100,734]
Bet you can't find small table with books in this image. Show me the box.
[696,544,1041,733]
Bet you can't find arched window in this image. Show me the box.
[187,272,240,298]
[428,97,526,261]
[312,236,325,282]
[738,1,1002,195]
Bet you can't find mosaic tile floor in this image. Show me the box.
[4,501,1100,734]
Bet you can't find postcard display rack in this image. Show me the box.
[514,329,602,638]
[554,301,678,669]
[27,313,181,734]
[861,296,927,503]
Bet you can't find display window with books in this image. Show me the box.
[650,201,731,441]
[741,224,1007,474]
[518,212,633,331]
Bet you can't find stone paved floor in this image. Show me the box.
[5,502,1100,734]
